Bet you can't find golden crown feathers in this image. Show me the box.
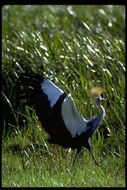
[89,87,104,98]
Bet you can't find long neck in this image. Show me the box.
[95,100,106,119]
[86,100,105,137]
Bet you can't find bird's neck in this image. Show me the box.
[92,100,105,130]
[86,101,106,138]
[95,100,106,119]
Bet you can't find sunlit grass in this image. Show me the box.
[2,5,125,187]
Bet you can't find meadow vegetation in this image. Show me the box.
[2,5,125,187]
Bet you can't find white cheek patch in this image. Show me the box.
[41,79,64,107]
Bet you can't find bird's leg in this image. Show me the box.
[72,148,81,167]
[90,151,101,166]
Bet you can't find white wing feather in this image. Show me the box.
[41,79,64,107]
[61,94,88,137]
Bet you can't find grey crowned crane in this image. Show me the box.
[17,73,106,165]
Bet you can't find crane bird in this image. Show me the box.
[17,73,106,165]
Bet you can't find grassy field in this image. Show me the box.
[2,5,125,187]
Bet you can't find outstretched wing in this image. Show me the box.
[61,94,88,138]
[16,73,64,132]
[17,73,64,108]
[41,77,64,107]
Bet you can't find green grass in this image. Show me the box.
[2,5,125,187]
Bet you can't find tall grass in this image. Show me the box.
[2,5,125,187]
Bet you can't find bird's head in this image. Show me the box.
[89,87,105,104]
